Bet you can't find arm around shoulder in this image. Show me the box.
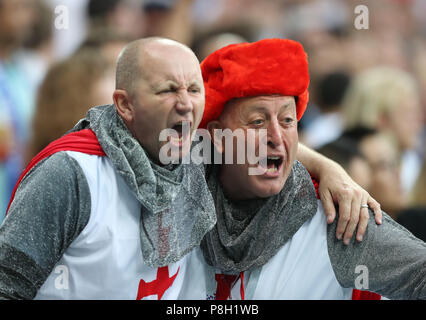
[327,210,426,300]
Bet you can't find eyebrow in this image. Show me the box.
[247,102,293,113]
[152,79,202,91]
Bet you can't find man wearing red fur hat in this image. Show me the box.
[178,39,426,300]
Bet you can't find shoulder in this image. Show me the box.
[9,151,92,233]
[20,151,87,188]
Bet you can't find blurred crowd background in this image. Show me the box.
[0,0,425,240]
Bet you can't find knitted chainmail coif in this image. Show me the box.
[71,104,217,267]
[201,160,318,273]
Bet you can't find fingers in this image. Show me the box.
[341,191,379,245]
[368,197,382,224]
[316,174,383,245]
[341,190,362,245]
[335,188,352,241]
[320,189,336,224]
[354,193,370,242]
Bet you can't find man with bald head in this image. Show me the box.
[0,37,379,300]
[114,38,204,162]
[0,37,216,299]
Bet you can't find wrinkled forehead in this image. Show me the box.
[221,95,297,119]
[140,44,203,84]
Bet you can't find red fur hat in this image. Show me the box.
[199,38,310,129]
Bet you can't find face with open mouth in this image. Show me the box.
[121,40,205,164]
[167,121,192,146]
[162,120,194,160]
[258,155,284,176]
[209,95,298,200]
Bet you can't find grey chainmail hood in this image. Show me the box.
[71,104,217,267]
[201,160,318,273]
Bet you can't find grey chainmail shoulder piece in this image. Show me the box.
[71,104,217,267]
[201,160,318,274]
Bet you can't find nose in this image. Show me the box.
[267,118,283,149]
[175,89,193,115]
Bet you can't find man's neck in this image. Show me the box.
[219,166,251,201]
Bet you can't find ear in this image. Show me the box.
[207,120,224,154]
[113,89,134,123]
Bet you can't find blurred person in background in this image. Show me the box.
[340,127,406,219]
[317,138,372,192]
[301,71,351,149]
[26,48,116,162]
[15,0,55,93]
[0,0,37,223]
[193,32,247,61]
[143,0,195,46]
[342,67,424,199]
[191,23,252,61]
[76,27,133,67]
[88,0,145,40]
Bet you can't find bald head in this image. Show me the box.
[112,36,205,163]
[115,37,198,96]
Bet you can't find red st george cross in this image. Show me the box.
[137,210,180,300]
[136,266,180,300]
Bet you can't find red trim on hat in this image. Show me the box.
[5,129,106,215]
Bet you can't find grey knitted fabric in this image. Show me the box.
[201,160,318,273]
[0,153,92,299]
[326,209,426,299]
[70,104,217,267]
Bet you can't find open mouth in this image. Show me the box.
[168,120,192,145]
[256,155,283,175]
[265,156,283,173]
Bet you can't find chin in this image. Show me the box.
[251,180,285,198]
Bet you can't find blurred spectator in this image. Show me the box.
[301,71,351,148]
[27,48,115,161]
[317,138,372,191]
[282,0,349,38]
[143,0,195,46]
[341,127,406,219]
[88,0,144,40]
[192,26,250,61]
[192,0,285,41]
[77,27,133,67]
[15,0,55,93]
[342,66,424,196]
[194,32,247,61]
[0,0,37,222]
[46,0,89,60]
